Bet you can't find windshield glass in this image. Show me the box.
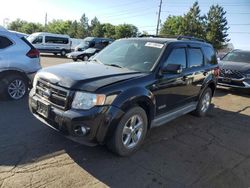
[77,41,89,48]
[27,34,38,43]
[222,51,250,63]
[93,39,164,72]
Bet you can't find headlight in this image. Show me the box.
[72,92,106,110]
[33,74,39,88]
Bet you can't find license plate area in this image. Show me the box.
[222,77,232,83]
[37,100,50,118]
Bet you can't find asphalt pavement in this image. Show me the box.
[0,55,250,188]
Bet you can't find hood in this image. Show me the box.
[219,61,250,73]
[36,61,145,92]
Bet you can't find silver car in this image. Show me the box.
[0,27,41,100]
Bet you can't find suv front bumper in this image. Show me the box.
[218,77,250,88]
[29,90,124,145]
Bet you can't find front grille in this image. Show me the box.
[220,69,244,79]
[36,79,69,109]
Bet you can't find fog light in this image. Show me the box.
[74,125,90,136]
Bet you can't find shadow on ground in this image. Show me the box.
[0,91,250,187]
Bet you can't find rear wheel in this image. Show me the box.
[82,55,88,61]
[193,88,212,117]
[60,50,66,56]
[107,106,148,156]
[1,74,28,100]
[73,58,77,62]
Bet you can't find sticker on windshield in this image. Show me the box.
[145,42,164,49]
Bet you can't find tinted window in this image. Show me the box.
[164,48,186,68]
[203,46,217,65]
[0,36,13,49]
[188,48,203,67]
[32,36,43,44]
[45,36,69,44]
[222,51,250,63]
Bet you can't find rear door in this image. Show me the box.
[185,44,207,99]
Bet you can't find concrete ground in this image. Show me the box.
[0,54,250,188]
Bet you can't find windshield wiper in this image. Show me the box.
[105,64,123,68]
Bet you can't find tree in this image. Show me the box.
[206,4,229,49]
[102,23,116,38]
[77,14,89,38]
[181,1,205,38]
[90,17,104,37]
[8,19,44,34]
[47,20,71,35]
[160,16,184,36]
[68,20,79,38]
[115,24,138,39]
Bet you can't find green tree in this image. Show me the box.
[181,1,205,38]
[160,16,184,36]
[90,17,104,37]
[47,20,71,34]
[68,20,79,38]
[102,23,116,38]
[115,24,138,39]
[8,19,44,34]
[206,4,229,49]
[77,14,89,38]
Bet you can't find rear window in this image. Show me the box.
[203,46,217,65]
[0,36,13,49]
[45,36,69,44]
[21,37,35,49]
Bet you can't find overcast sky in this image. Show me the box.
[1,0,250,49]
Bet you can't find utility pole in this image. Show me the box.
[156,0,162,35]
[45,13,48,27]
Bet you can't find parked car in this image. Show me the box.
[67,40,111,61]
[218,49,250,89]
[27,32,71,56]
[0,27,41,100]
[29,36,219,156]
[74,37,113,52]
[67,48,101,61]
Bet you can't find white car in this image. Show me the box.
[0,26,41,100]
[27,32,71,56]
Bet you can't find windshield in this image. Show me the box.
[222,51,250,63]
[77,41,89,48]
[27,34,38,43]
[93,39,164,72]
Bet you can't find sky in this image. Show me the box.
[1,0,250,49]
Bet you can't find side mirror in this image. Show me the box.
[162,64,183,74]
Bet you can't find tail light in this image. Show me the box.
[214,67,220,78]
[26,49,40,58]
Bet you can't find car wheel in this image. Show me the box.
[3,74,28,100]
[53,53,57,56]
[193,88,212,117]
[107,106,148,156]
[60,50,66,56]
[82,55,88,61]
[73,58,77,62]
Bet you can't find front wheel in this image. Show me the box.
[193,88,212,117]
[60,50,66,56]
[82,55,88,61]
[107,106,148,156]
[1,74,28,100]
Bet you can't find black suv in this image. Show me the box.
[29,36,219,156]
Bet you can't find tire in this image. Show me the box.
[73,58,77,62]
[193,88,212,117]
[1,74,28,100]
[82,55,88,61]
[107,106,148,156]
[53,53,57,56]
[60,50,66,56]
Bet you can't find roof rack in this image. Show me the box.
[177,35,205,42]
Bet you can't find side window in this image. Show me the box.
[164,48,186,68]
[203,46,217,65]
[45,36,69,44]
[188,48,203,67]
[32,36,43,44]
[0,36,13,49]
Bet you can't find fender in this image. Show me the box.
[199,72,217,99]
[100,87,156,143]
